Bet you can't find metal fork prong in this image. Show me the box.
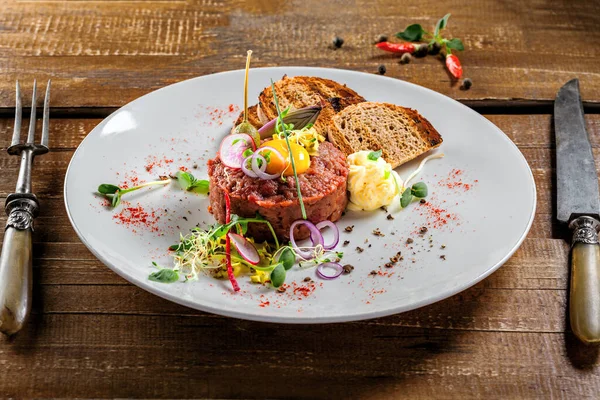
[26,79,37,144]
[11,81,22,147]
[41,80,51,148]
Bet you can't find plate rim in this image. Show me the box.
[64,66,537,324]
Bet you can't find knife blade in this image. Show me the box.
[555,78,600,344]
[556,79,600,223]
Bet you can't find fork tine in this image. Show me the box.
[11,81,22,147]
[26,79,37,144]
[41,80,51,148]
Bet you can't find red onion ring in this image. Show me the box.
[251,153,280,180]
[316,262,344,280]
[241,155,258,178]
[289,219,324,259]
[315,220,339,250]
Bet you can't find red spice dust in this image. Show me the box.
[259,295,270,308]
[112,203,162,233]
[144,155,174,174]
[179,166,189,172]
[438,169,476,191]
[418,201,459,229]
[228,104,236,112]
[118,172,145,190]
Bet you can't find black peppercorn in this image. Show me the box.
[378,64,386,75]
[374,34,388,44]
[332,36,344,49]
[461,78,473,90]
[413,44,428,58]
[400,53,412,64]
[428,42,442,55]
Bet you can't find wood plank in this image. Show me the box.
[0,0,599,109]
[1,114,599,151]
[1,314,599,398]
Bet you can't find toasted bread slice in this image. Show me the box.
[233,104,263,130]
[257,76,365,136]
[328,102,443,168]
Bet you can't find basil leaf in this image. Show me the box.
[190,179,209,194]
[400,188,413,208]
[270,263,286,287]
[98,184,120,195]
[277,247,296,271]
[396,24,426,42]
[411,182,428,198]
[445,38,464,51]
[148,268,179,283]
[434,13,451,37]
[367,150,382,161]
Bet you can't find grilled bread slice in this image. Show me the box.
[328,102,443,168]
[257,76,365,135]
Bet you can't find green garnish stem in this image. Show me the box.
[119,179,170,195]
[270,80,307,220]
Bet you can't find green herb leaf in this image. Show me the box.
[231,138,242,145]
[148,268,179,283]
[400,188,413,208]
[384,169,391,180]
[396,23,427,42]
[434,13,451,37]
[98,184,120,195]
[277,247,296,271]
[411,182,428,198]
[175,170,195,191]
[367,150,382,161]
[270,263,286,287]
[190,179,209,195]
[444,37,464,51]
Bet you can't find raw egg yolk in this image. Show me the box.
[259,139,311,176]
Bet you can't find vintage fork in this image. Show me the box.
[0,80,50,335]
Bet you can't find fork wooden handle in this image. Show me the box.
[0,196,37,335]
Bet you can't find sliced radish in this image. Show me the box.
[219,134,255,169]
[228,232,260,265]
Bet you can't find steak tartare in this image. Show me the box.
[208,141,349,241]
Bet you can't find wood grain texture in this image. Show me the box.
[0,0,599,110]
[2,1,600,395]
[1,112,599,397]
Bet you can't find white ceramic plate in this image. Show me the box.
[64,67,536,323]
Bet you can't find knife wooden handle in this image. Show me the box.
[0,198,36,335]
[570,216,600,344]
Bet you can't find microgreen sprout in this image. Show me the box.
[400,182,428,208]
[271,79,307,220]
[98,178,170,208]
[174,170,209,194]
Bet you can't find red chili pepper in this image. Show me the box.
[375,41,415,54]
[224,192,240,292]
[445,54,463,79]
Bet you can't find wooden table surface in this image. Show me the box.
[1,0,600,398]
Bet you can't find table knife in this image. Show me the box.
[555,78,600,344]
